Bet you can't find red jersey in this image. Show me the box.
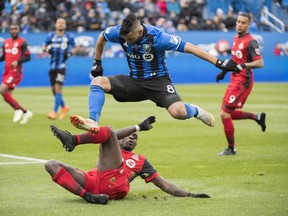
[121,149,159,183]
[231,33,262,82]
[2,37,30,73]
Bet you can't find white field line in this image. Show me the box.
[0,153,47,165]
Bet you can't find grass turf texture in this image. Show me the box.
[0,83,287,216]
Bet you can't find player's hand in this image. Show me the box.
[187,193,211,198]
[216,70,228,82]
[215,59,237,71]
[138,116,156,131]
[64,52,72,61]
[90,59,103,77]
[234,63,246,72]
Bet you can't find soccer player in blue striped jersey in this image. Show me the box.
[70,14,238,134]
[42,18,77,120]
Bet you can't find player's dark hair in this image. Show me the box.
[239,13,251,22]
[120,14,140,36]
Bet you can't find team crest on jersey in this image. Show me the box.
[143,44,151,53]
[238,42,244,50]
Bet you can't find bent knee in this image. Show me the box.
[168,108,187,119]
[44,159,58,172]
[91,76,109,87]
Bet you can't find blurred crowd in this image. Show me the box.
[0,0,281,34]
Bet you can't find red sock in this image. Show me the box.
[52,167,86,197]
[2,92,26,112]
[231,110,255,120]
[221,117,235,148]
[75,126,111,145]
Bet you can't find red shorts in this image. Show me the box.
[222,79,253,113]
[82,164,130,200]
[2,69,22,90]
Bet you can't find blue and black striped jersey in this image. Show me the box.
[102,24,186,79]
[44,32,76,70]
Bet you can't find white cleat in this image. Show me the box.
[193,104,216,127]
[13,109,24,122]
[20,110,33,124]
[70,115,99,134]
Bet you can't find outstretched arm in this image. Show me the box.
[115,116,156,140]
[184,42,237,71]
[94,32,107,61]
[151,175,210,198]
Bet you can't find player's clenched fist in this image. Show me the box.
[90,59,103,77]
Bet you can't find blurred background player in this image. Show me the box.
[42,18,77,120]
[0,23,33,124]
[215,13,266,156]
[46,116,210,204]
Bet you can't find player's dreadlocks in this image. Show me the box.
[120,14,140,37]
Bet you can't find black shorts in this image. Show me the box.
[107,75,182,108]
[49,69,66,86]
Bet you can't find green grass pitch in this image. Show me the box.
[1,83,287,216]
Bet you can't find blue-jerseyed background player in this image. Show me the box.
[70,14,239,133]
[42,18,78,120]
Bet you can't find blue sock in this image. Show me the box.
[89,85,105,122]
[60,99,65,108]
[54,93,62,112]
[184,103,198,119]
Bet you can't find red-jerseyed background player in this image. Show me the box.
[45,116,210,205]
[216,13,266,156]
[0,23,33,124]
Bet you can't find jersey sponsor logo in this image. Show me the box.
[142,53,154,61]
[143,44,151,53]
[127,53,141,59]
[125,159,136,168]
[235,50,243,59]
[11,47,18,55]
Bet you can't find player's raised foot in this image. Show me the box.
[70,115,99,134]
[20,110,33,124]
[218,148,237,156]
[193,104,216,127]
[13,109,24,122]
[83,193,109,205]
[255,112,266,132]
[50,125,76,152]
[48,111,57,120]
[59,105,70,120]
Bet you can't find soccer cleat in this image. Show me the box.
[13,109,24,122]
[193,104,216,127]
[70,115,99,134]
[20,110,33,124]
[48,111,57,120]
[59,105,70,120]
[218,148,237,156]
[84,193,109,205]
[255,112,266,132]
[50,124,76,152]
